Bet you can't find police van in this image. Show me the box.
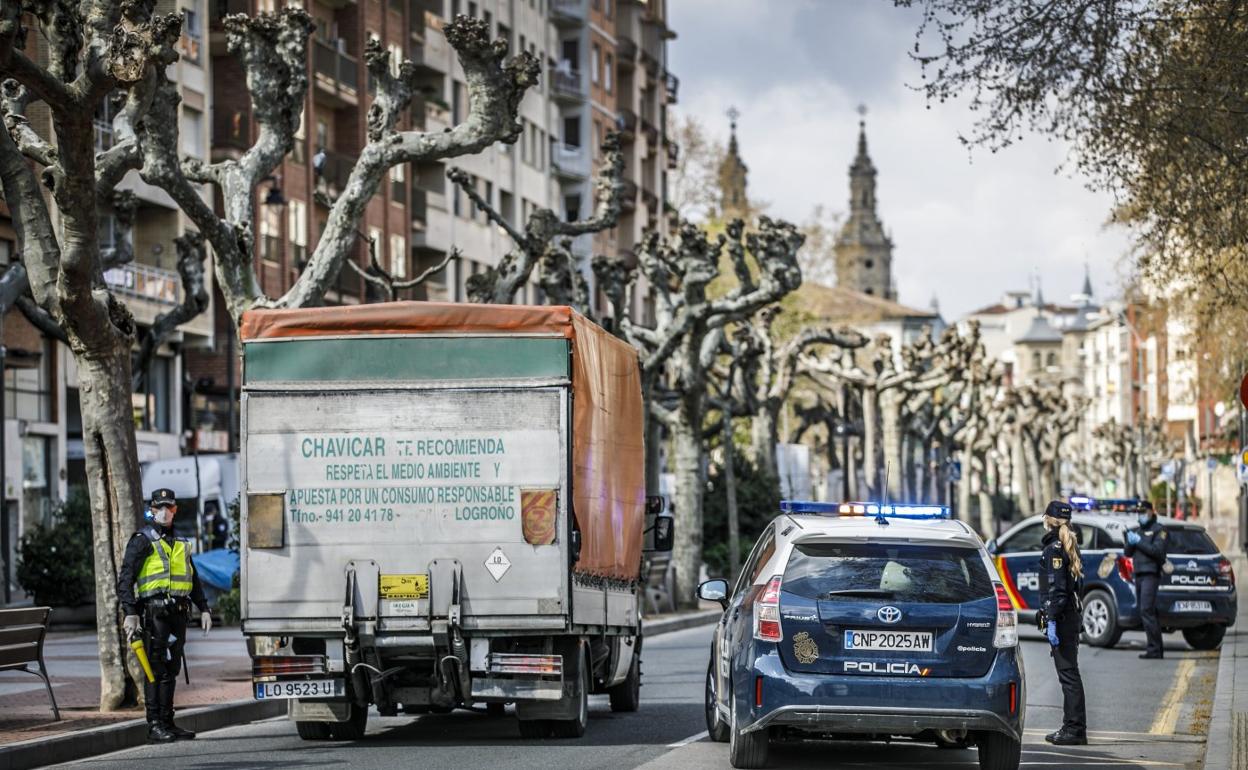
[699,501,1025,770]
[988,498,1236,650]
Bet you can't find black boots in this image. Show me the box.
[1045,728,1088,746]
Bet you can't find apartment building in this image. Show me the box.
[0,1,215,605]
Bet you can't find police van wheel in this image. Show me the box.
[976,731,1021,770]
[705,662,729,742]
[728,696,769,768]
[1182,624,1226,651]
[327,703,368,741]
[295,721,330,740]
[1081,590,1123,648]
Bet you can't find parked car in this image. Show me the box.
[700,501,1025,770]
[989,501,1236,650]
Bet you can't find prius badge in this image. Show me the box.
[877,606,902,624]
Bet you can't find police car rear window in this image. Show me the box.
[1163,528,1219,555]
[783,543,994,604]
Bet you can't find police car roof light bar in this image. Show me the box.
[780,501,952,520]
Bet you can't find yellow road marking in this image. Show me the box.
[1149,657,1196,735]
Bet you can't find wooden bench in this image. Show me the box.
[0,606,60,720]
[642,553,676,616]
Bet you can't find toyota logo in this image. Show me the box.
[877,606,903,624]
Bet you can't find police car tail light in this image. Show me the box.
[754,575,783,643]
[1117,555,1135,583]
[992,583,1018,648]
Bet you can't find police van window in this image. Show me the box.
[782,543,994,604]
[1164,528,1219,555]
[999,523,1045,553]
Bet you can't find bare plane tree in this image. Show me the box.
[0,2,534,709]
[594,217,803,609]
[450,132,623,310]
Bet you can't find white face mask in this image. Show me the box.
[152,507,175,527]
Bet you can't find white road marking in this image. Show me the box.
[667,729,708,748]
[1149,657,1196,735]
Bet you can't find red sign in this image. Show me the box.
[1240,373,1248,410]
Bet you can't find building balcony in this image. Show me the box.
[552,143,590,180]
[313,39,359,108]
[314,149,357,202]
[665,71,679,104]
[550,0,586,27]
[550,67,585,103]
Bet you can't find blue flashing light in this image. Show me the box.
[780,500,952,520]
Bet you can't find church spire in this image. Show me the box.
[834,105,895,300]
[718,106,749,220]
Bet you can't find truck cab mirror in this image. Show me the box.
[698,578,729,608]
[652,514,674,552]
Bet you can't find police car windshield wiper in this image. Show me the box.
[822,589,896,598]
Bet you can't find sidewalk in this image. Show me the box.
[0,626,254,748]
[1205,556,1248,770]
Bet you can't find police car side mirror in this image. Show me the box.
[985,539,999,556]
[698,578,729,608]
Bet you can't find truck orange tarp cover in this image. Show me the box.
[241,301,647,582]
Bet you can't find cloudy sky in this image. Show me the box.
[667,0,1133,319]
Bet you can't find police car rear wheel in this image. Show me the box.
[1182,624,1226,651]
[728,694,768,768]
[705,662,729,742]
[1081,590,1123,648]
[976,731,1021,770]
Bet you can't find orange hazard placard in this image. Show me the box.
[521,489,558,546]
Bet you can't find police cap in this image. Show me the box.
[1045,500,1073,520]
[150,488,177,508]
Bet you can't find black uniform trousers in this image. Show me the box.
[142,603,188,726]
[1136,573,1163,656]
[1051,609,1086,735]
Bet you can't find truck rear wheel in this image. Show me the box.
[327,703,368,741]
[608,653,641,713]
[550,645,589,738]
[295,721,330,740]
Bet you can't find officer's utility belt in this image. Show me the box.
[144,594,189,620]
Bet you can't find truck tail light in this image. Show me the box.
[992,583,1018,648]
[1117,555,1135,583]
[753,575,783,643]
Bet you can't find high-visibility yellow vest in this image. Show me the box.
[136,528,194,599]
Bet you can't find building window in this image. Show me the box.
[604,53,613,92]
[590,43,600,84]
[287,199,308,268]
[390,233,407,278]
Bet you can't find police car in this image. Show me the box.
[989,498,1236,650]
[699,502,1025,770]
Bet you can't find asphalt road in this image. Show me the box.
[67,624,1216,770]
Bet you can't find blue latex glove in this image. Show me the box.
[1046,620,1059,647]
[1126,531,1142,545]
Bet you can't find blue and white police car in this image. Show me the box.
[699,502,1025,770]
[989,498,1236,650]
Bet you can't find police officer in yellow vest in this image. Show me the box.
[116,488,211,743]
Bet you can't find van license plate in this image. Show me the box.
[844,630,934,652]
[1172,600,1212,613]
[254,679,344,700]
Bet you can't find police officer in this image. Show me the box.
[116,489,212,743]
[1125,501,1168,659]
[1039,500,1087,746]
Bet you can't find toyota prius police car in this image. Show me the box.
[990,497,1236,650]
[699,501,1024,770]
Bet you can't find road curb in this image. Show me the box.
[0,698,286,770]
[643,609,720,637]
[1204,556,1247,770]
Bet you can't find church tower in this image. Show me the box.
[834,109,895,299]
[718,107,749,220]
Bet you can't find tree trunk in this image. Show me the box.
[670,413,704,611]
[862,388,879,498]
[78,348,147,710]
[751,407,779,479]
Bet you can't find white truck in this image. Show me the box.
[239,302,671,740]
